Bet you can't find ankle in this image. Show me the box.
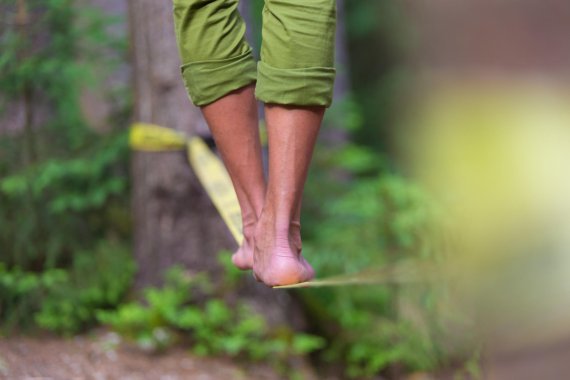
[256,218,298,252]
[242,219,256,240]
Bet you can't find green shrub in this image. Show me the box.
[0,240,135,335]
[0,1,132,337]
[0,131,130,270]
[98,265,325,367]
[0,0,130,270]
[0,264,68,330]
[301,142,449,378]
[35,240,135,334]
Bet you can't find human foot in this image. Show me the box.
[231,223,255,270]
[289,221,315,279]
[253,216,315,287]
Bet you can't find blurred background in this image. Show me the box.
[1,0,570,379]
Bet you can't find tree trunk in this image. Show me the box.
[322,0,351,145]
[128,0,232,287]
[333,0,351,101]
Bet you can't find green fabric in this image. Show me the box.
[180,51,257,105]
[173,0,336,107]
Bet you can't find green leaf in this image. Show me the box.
[291,334,326,355]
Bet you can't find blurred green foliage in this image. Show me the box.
[98,264,325,373]
[0,264,67,331]
[0,1,130,268]
[0,0,132,333]
[1,132,130,269]
[35,240,135,334]
[301,141,448,377]
[344,0,415,152]
[0,240,134,334]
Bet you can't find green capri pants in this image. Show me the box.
[173,0,336,107]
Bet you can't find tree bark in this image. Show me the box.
[321,0,351,145]
[334,0,351,101]
[128,0,232,287]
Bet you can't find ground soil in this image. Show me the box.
[0,331,286,380]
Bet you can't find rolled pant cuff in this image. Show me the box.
[255,61,336,107]
[181,51,257,106]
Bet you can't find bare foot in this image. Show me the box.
[289,221,315,279]
[231,222,255,270]
[253,215,315,287]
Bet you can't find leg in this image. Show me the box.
[201,85,265,269]
[173,0,263,268]
[252,0,337,286]
[253,105,322,286]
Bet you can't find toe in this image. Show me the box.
[232,250,253,271]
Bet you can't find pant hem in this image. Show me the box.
[255,61,336,107]
[181,51,257,106]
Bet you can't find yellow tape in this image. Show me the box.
[130,123,429,289]
[129,123,187,151]
[187,138,243,245]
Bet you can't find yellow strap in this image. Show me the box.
[187,138,243,245]
[129,123,187,151]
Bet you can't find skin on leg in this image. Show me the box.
[201,84,266,270]
[253,104,323,286]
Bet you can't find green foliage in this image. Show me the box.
[323,94,366,133]
[0,264,68,330]
[35,240,135,334]
[340,320,437,378]
[0,241,134,334]
[0,131,130,269]
[98,266,325,366]
[0,0,123,149]
[0,0,131,335]
[302,141,448,377]
[343,0,414,151]
[0,1,131,270]
[1,132,128,214]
